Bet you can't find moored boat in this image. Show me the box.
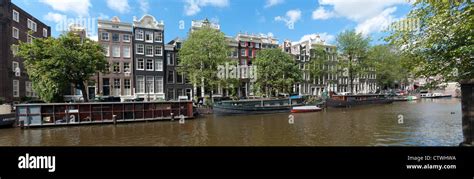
[213,98,305,115]
[0,113,16,128]
[326,94,393,108]
[420,93,452,98]
[291,106,322,113]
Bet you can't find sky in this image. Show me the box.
[12,0,413,45]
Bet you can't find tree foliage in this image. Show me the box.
[367,45,410,89]
[336,30,371,93]
[16,32,108,102]
[253,48,302,97]
[385,0,473,85]
[178,26,230,100]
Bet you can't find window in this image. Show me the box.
[12,61,19,72]
[112,46,120,57]
[137,76,144,93]
[167,70,174,83]
[13,80,19,97]
[124,79,131,96]
[123,34,130,42]
[27,19,37,32]
[123,46,131,58]
[13,10,19,22]
[240,42,246,47]
[43,28,48,37]
[255,43,260,48]
[124,63,130,73]
[146,76,154,93]
[24,81,31,97]
[145,31,153,42]
[112,33,120,42]
[135,29,144,40]
[167,53,173,65]
[101,32,109,41]
[12,27,19,39]
[113,62,120,73]
[103,78,110,96]
[11,44,19,56]
[136,58,144,70]
[145,45,153,56]
[176,72,183,84]
[136,44,144,54]
[241,49,247,56]
[27,35,33,44]
[146,59,154,71]
[232,49,238,57]
[167,89,175,100]
[155,59,163,71]
[154,32,162,42]
[155,76,163,93]
[102,44,110,56]
[113,79,121,96]
[154,45,162,56]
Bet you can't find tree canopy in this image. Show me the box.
[16,32,108,102]
[253,48,302,97]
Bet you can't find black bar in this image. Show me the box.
[0,147,472,177]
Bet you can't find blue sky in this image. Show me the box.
[12,0,413,45]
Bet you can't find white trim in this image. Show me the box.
[12,10,19,22]
[12,27,19,39]
[13,80,19,97]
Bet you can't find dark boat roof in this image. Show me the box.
[219,98,296,103]
[15,100,192,107]
[333,94,386,97]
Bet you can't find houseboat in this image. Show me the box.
[213,98,305,115]
[15,101,194,128]
[0,105,15,128]
[420,93,452,98]
[291,106,322,113]
[326,94,393,108]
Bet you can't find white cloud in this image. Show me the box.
[39,0,91,17]
[139,0,150,14]
[184,0,229,16]
[265,0,284,8]
[312,0,408,35]
[106,0,130,14]
[44,12,67,23]
[297,33,335,45]
[98,13,110,20]
[274,9,301,29]
[356,7,397,36]
[312,6,335,20]
[267,32,274,37]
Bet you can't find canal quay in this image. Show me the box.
[0,98,462,146]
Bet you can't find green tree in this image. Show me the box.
[336,30,371,93]
[253,48,302,97]
[385,1,473,145]
[16,32,108,102]
[368,45,409,89]
[178,26,230,102]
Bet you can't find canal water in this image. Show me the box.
[0,98,463,146]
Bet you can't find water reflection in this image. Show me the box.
[0,98,462,146]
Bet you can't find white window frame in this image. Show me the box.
[154,45,162,56]
[27,35,33,44]
[103,44,110,57]
[113,79,121,96]
[145,31,153,43]
[12,27,19,39]
[124,79,131,96]
[12,61,19,72]
[43,28,48,37]
[112,33,120,42]
[167,53,173,65]
[113,62,121,73]
[112,45,120,58]
[136,76,145,93]
[155,59,163,71]
[101,32,109,41]
[155,76,163,94]
[13,10,19,22]
[136,44,144,55]
[123,46,131,58]
[146,76,154,93]
[11,44,19,56]
[124,63,131,73]
[146,59,154,71]
[154,32,162,42]
[25,81,32,97]
[135,29,144,41]
[136,58,144,70]
[241,49,247,56]
[145,45,153,57]
[13,80,19,97]
[123,34,130,42]
[27,19,37,32]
